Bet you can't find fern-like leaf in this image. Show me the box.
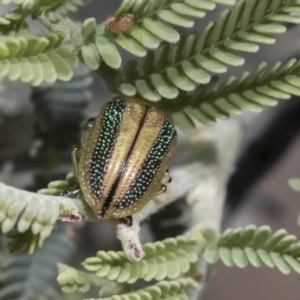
[1,0,43,9]
[57,264,106,293]
[6,228,48,254]
[168,59,300,129]
[0,32,78,84]
[0,182,59,236]
[31,63,93,152]
[37,172,76,195]
[1,0,90,22]
[42,0,91,22]
[117,0,300,101]
[83,236,202,283]
[57,264,135,296]
[0,7,29,36]
[81,19,122,70]
[205,225,300,275]
[85,278,197,300]
[115,0,235,44]
[0,174,89,254]
[0,224,75,300]
[80,0,234,70]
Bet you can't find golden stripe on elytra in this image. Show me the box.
[62,96,177,224]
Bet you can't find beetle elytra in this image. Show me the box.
[62,96,177,225]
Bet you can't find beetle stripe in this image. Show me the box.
[114,120,176,210]
[78,97,177,218]
[89,100,126,198]
[101,107,149,216]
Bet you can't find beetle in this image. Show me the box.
[62,96,177,226]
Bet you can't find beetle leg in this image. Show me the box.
[167,169,172,183]
[156,184,167,196]
[61,146,81,197]
[166,168,172,183]
[157,169,171,196]
[161,169,172,185]
[119,216,133,227]
[63,118,93,199]
[81,117,95,145]
[61,185,80,197]
[83,117,95,130]
[71,145,81,180]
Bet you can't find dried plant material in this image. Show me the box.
[105,13,135,33]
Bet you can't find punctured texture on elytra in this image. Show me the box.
[77,97,177,219]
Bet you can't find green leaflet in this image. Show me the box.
[204,225,300,275]
[38,54,57,83]
[57,235,203,298]
[113,0,300,102]
[81,18,97,41]
[150,73,179,99]
[80,0,234,70]
[81,21,143,69]
[37,172,76,196]
[0,33,78,85]
[195,55,227,73]
[171,110,196,132]
[2,0,91,22]
[83,236,203,283]
[129,25,160,49]
[82,43,101,70]
[158,10,194,28]
[182,60,210,83]
[119,83,137,96]
[44,0,91,22]
[0,7,29,36]
[135,79,161,101]
[57,264,110,293]
[48,51,73,81]
[58,264,136,296]
[86,278,197,300]
[171,3,206,17]
[166,67,195,91]
[58,263,197,300]
[143,18,180,43]
[0,173,78,254]
[167,59,300,128]
[115,0,233,48]
[0,183,58,233]
[115,33,147,57]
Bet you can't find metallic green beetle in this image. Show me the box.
[62,96,177,225]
